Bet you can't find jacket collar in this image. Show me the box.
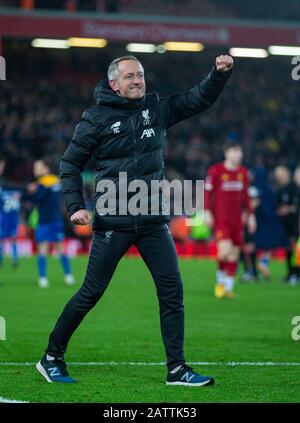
[94,79,146,109]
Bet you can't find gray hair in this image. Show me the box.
[107,55,143,81]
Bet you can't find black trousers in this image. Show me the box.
[46,224,185,370]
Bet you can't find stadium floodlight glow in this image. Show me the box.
[156,44,166,54]
[68,38,108,48]
[268,45,300,56]
[126,43,157,53]
[229,48,268,58]
[31,38,69,49]
[163,42,204,52]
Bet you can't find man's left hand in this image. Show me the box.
[216,55,234,72]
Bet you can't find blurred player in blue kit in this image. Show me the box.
[24,158,75,288]
[0,157,21,268]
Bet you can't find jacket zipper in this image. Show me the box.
[130,114,138,232]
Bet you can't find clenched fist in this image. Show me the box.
[216,55,234,72]
[70,209,91,225]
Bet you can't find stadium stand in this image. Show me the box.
[1,44,299,184]
[1,0,300,21]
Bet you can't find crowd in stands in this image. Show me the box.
[1,43,299,184]
[1,0,300,21]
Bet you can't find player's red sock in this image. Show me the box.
[225,261,238,276]
[217,259,226,271]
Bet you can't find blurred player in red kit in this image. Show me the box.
[204,141,256,298]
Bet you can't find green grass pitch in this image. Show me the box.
[0,255,300,403]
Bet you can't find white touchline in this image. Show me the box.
[0,397,29,403]
[0,361,300,366]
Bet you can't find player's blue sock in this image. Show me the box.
[11,242,18,264]
[60,254,71,275]
[37,255,47,278]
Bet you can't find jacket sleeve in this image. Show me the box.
[160,65,232,128]
[60,109,99,217]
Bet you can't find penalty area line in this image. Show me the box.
[0,396,29,403]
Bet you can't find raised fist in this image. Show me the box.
[216,55,234,72]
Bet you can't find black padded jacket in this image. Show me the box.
[60,64,232,231]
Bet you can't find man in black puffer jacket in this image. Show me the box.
[36,54,233,386]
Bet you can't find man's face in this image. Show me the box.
[109,60,146,100]
[225,147,243,166]
[274,166,290,186]
[33,160,49,178]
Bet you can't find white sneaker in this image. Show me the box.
[65,274,75,286]
[39,277,49,288]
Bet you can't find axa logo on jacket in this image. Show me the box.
[141,128,156,139]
